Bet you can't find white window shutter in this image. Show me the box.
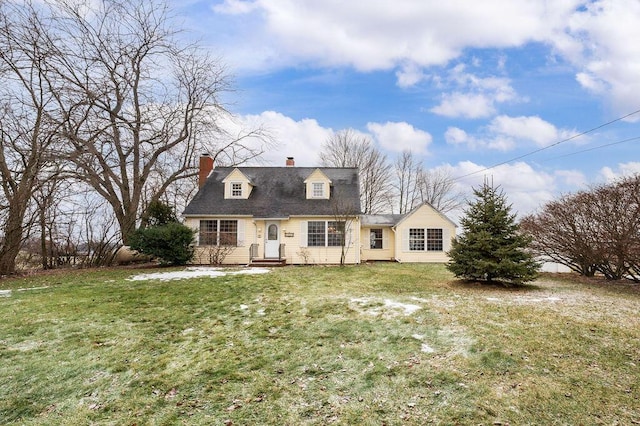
[300,221,308,247]
[442,228,451,252]
[401,228,409,252]
[382,228,389,250]
[237,219,245,247]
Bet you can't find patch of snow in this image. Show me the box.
[412,334,424,340]
[127,267,270,281]
[0,290,11,297]
[239,304,249,310]
[383,299,421,315]
[256,308,266,316]
[349,297,421,317]
[16,286,50,292]
[487,295,562,304]
[421,343,435,353]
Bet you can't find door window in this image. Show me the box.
[268,224,278,240]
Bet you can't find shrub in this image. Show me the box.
[129,222,195,266]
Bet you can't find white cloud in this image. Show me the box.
[598,162,640,183]
[213,0,258,14]
[488,115,573,147]
[558,0,640,120]
[205,0,640,115]
[445,115,577,151]
[429,66,519,118]
[442,161,558,218]
[229,111,333,166]
[555,170,588,188]
[366,122,432,154]
[430,92,497,119]
[396,63,429,88]
[209,1,576,82]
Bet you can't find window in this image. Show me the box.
[327,221,344,247]
[306,221,346,247]
[199,220,217,246]
[219,220,238,246]
[426,228,443,251]
[199,219,238,246]
[312,182,324,198]
[408,228,443,251]
[231,182,242,197]
[307,221,326,247]
[409,228,425,251]
[267,224,278,241]
[370,229,383,249]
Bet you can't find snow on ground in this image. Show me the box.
[486,296,562,303]
[127,267,270,281]
[349,297,422,317]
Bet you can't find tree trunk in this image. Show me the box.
[0,203,28,275]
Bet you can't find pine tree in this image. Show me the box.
[446,181,539,284]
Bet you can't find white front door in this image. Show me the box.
[264,221,280,258]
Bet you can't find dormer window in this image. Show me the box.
[312,182,324,198]
[304,169,331,200]
[231,182,242,197]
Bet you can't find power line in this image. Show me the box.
[537,135,640,163]
[452,108,640,182]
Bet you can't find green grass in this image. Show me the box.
[1,264,639,425]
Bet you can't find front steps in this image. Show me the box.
[249,258,287,267]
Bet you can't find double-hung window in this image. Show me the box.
[409,228,425,251]
[327,221,344,247]
[426,229,443,251]
[370,229,383,249]
[231,182,242,197]
[307,221,326,247]
[312,182,324,198]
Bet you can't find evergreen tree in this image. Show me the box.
[447,182,539,284]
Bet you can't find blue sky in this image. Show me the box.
[170,0,640,217]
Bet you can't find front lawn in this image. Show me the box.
[1,264,638,425]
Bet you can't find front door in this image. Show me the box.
[264,221,280,258]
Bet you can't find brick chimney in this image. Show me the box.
[198,154,214,188]
[286,156,295,167]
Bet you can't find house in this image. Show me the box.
[182,155,456,265]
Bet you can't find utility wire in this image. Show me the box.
[537,135,640,163]
[453,108,640,182]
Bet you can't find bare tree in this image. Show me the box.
[393,150,423,214]
[416,168,463,214]
[320,129,393,214]
[0,2,61,275]
[521,175,640,280]
[331,198,359,266]
[47,0,268,244]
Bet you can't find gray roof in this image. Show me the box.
[361,214,404,226]
[183,167,361,217]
